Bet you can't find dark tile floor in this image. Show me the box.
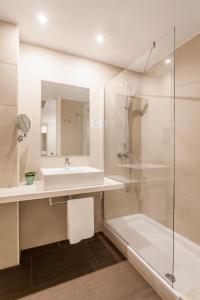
[0,233,125,300]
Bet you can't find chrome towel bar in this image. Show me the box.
[49,195,72,206]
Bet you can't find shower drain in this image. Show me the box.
[165,273,176,283]
[165,273,176,282]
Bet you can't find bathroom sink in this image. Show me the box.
[40,166,104,190]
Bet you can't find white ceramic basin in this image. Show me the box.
[40,166,104,190]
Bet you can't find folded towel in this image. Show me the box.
[67,197,94,244]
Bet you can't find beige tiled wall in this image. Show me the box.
[18,43,121,178]
[104,70,141,220]
[0,105,18,187]
[104,33,200,249]
[0,21,19,269]
[175,33,200,244]
[141,34,200,244]
[20,193,103,250]
[0,21,18,187]
[18,43,121,249]
[0,203,19,269]
[0,21,18,65]
[130,33,200,244]
[0,62,17,106]
[139,67,175,227]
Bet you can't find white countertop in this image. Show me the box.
[0,177,124,204]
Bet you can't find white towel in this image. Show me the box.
[67,197,94,244]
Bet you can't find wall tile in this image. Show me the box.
[0,62,17,106]
[18,42,121,250]
[0,203,18,269]
[0,105,17,187]
[90,147,104,169]
[19,43,120,175]
[19,193,103,250]
[19,198,67,250]
[90,127,104,148]
[0,21,18,64]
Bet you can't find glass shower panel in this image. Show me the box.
[104,28,175,286]
[104,70,142,221]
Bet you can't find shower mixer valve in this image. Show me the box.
[117,152,130,159]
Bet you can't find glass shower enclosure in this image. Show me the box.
[104,28,175,286]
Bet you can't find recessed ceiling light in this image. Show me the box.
[96,34,105,44]
[38,14,47,25]
[165,58,171,64]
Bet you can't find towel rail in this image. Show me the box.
[49,195,72,206]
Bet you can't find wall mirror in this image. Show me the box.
[41,81,90,157]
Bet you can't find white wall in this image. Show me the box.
[19,43,121,180]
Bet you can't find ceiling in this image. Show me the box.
[0,0,200,68]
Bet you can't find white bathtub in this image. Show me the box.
[103,213,200,300]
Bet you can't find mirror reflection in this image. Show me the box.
[41,81,90,157]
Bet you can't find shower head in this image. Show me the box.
[131,102,149,117]
[41,100,46,108]
[142,103,148,115]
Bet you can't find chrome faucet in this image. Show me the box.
[65,157,71,169]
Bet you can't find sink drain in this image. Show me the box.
[165,273,176,283]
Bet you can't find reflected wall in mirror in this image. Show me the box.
[41,81,90,157]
